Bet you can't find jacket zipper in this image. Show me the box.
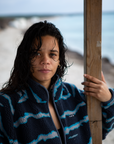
[47,101,63,144]
[50,88,66,144]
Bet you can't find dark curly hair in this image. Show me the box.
[1,21,68,92]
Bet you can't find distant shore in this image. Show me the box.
[65,49,114,88]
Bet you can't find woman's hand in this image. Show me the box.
[81,72,112,102]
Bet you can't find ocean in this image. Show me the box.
[47,12,114,64]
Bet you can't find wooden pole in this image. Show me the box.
[84,0,102,143]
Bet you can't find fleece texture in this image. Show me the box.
[0,76,114,144]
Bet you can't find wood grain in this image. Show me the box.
[84,0,102,143]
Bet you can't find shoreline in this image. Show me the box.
[65,49,114,88]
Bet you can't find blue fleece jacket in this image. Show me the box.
[0,76,114,144]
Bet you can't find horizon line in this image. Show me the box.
[0,11,114,18]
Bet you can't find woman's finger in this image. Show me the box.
[83,91,102,101]
[83,86,98,93]
[84,74,101,84]
[81,81,100,89]
[83,91,96,97]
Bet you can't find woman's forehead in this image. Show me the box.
[34,35,59,51]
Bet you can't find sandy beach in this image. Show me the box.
[0,19,114,143]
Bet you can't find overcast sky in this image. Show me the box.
[0,0,114,16]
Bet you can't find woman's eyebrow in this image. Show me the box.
[37,49,59,53]
[50,49,59,53]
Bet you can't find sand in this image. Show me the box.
[0,23,114,143]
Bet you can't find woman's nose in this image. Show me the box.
[41,54,50,65]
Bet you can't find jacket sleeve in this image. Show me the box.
[101,88,114,139]
[76,86,114,139]
[0,132,9,144]
[0,93,14,144]
[0,106,9,143]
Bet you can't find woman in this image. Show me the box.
[0,21,114,144]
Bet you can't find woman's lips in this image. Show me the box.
[38,69,51,73]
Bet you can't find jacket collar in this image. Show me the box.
[27,75,63,103]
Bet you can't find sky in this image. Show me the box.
[0,0,114,16]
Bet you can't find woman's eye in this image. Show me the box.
[37,52,41,56]
[50,53,59,61]
[50,53,57,57]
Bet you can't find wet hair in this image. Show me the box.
[1,21,68,92]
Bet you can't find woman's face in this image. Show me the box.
[30,35,60,89]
